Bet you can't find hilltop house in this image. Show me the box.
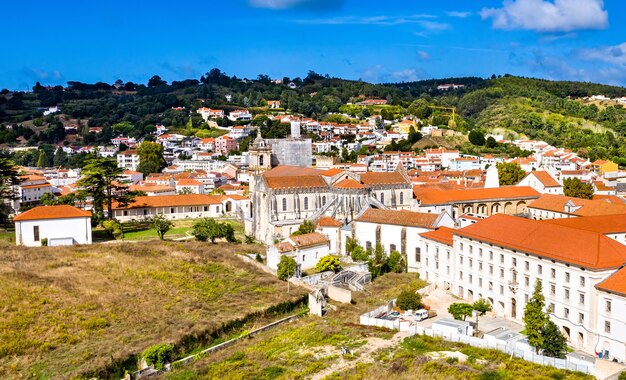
[14,205,92,247]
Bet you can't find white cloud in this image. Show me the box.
[417,50,431,61]
[480,0,608,32]
[417,20,450,31]
[360,65,428,83]
[249,0,342,10]
[295,14,435,25]
[446,11,470,18]
[579,42,626,65]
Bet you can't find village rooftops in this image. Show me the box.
[454,214,626,271]
[14,205,91,221]
[113,194,224,209]
[356,209,441,228]
[414,186,540,205]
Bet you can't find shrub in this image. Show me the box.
[388,250,406,273]
[41,238,48,246]
[291,220,315,236]
[255,253,264,263]
[151,215,173,240]
[396,290,423,311]
[350,245,369,262]
[315,255,342,273]
[142,343,174,370]
[448,303,474,321]
[102,219,122,239]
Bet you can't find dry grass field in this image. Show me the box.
[0,240,305,379]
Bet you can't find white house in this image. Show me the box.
[517,170,563,194]
[116,150,140,171]
[267,232,331,272]
[112,194,224,222]
[14,205,92,247]
[353,208,454,270]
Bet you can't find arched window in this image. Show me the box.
[400,192,404,204]
[304,197,309,210]
[282,198,287,211]
[259,155,264,166]
[380,192,385,204]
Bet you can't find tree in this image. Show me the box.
[485,136,497,148]
[40,192,59,206]
[77,156,142,222]
[142,343,174,371]
[472,298,493,331]
[147,75,166,87]
[563,177,593,199]
[396,290,423,311]
[469,130,486,146]
[448,303,474,321]
[523,279,549,353]
[36,150,50,168]
[351,245,369,262]
[291,220,315,236]
[0,158,19,224]
[388,250,406,273]
[192,218,222,243]
[316,255,342,273]
[137,141,165,176]
[496,162,526,186]
[277,255,297,281]
[540,320,567,358]
[151,214,173,240]
[408,126,422,144]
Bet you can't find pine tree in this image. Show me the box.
[523,279,549,353]
[540,320,567,358]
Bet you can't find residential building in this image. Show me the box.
[517,171,563,194]
[527,194,626,220]
[267,232,331,271]
[117,150,140,171]
[112,194,224,222]
[14,205,92,247]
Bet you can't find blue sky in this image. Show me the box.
[2,0,626,90]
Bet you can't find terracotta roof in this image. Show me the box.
[542,214,626,234]
[316,216,342,227]
[262,165,321,177]
[528,194,626,217]
[360,171,408,186]
[334,178,365,189]
[414,186,539,205]
[319,168,344,177]
[356,209,440,228]
[113,194,223,209]
[225,194,248,201]
[525,171,561,187]
[14,205,91,221]
[276,232,329,252]
[455,214,626,270]
[420,227,455,246]
[592,195,626,204]
[596,267,626,297]
[177,178,204,186]
[20,183,52,189]
[129,184,174,193]
[264,175,327,190]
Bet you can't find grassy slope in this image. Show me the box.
[166,272,591,380]
[0,240,305,379]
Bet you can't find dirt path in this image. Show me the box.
[309,331,411,380]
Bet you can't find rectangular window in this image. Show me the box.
[525,261,530,271]
[605,321,611,333]
[500,285,504,295]
[469,274,473,284]
[538,265,543,275]
[525,276,530,286]
[489,251,493,260]
[469,246,473,254]
[500,254,504,264]
[564,308,569,319]
[549,303,555,313]
[33,225,40,242]
[459,271,463,280]
[500,268,504,279]
[446,265,450,275]
[565,288,570,300]
[579,313,584,324]
[460,256,464,265]
[579,293,585,305]
[460,242,464,251]
[479,261,483,271]
[551,268,556,279]
[390,244,396,252]
[204,206,208,211]
[550,283,556,296]
[479,248,483,257]
[469,258,473,268]
[606,299,612,313]
[447,250,450,260]
[525,294,529,303]
[489,281,493,291]
[171,207,175,213]
[489,265,493,275]
[580,276,585,287]
[512,258,517,267]
[425,258,429,266]
[565,272,570,283]
[366,241,372,250]
[479,278,483,287]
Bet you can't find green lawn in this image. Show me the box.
[95,218,246,242]
[0,229,15,243]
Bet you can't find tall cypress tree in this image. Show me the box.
[523,279,549,353]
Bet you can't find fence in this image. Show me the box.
[360,306,594,375]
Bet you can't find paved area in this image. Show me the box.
[420,287,524,334]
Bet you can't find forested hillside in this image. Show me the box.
[2,70,626,163]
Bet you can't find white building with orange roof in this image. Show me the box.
[267,232,331,271]
[197,107,224,121]
[15,174,53,208]
[112,194,224,222]
[517,170,563,194]
[116,150,140,171]
[176,178,205,194]
[418,214,626,361]
[14,205,92,247]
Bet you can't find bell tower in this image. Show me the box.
[249,127,272,173]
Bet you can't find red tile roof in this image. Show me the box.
[420,227,455,246]
[14,205,91,221]
[335,178,365,189]
[317,216,342,227]
[356,209,440,228]
[276,232,329,252]
[524,171,561,187]
[529,194,626,217]
[455,214,626,270]
[360,171,408,186]
[113,194,223,209]
[414,186,539,205]
[596,266,626,297]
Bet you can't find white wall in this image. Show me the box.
[16,217,92,247]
